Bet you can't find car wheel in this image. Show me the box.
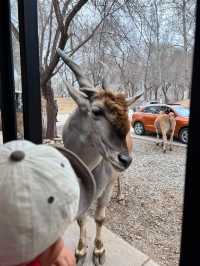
[179,127,188,144]
[134,122,145,135]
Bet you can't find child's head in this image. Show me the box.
[0,140,96,266]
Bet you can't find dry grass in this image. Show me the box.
[55,97,77,113]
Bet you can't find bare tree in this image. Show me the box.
[10,0,196,133]
[12,0,106,138]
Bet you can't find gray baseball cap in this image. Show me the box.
[0,140,96,266]
[52,144,96,218]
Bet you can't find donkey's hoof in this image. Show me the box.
[117,193,125,201]
[156,142,159,146]
[117,196,126,205]
[93,250,106,265]
[163,149,166,153]
[75,252,87,266]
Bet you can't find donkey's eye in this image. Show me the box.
[92,107,104,116]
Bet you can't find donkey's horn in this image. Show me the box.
[126,92,144,107]
[100,61,111,91]
[57,48,93,89]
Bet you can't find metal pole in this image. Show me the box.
[17,0,42,144]
[179,2,200,265]
[0,0,17,142]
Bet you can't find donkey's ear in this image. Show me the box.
[65,80,90,112]
[126,92,143,107]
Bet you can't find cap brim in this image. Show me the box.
[51,145,96,218]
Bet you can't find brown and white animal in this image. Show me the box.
[154,111,176,152]
[57,48,142,266]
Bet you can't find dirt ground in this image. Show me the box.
[104,139,186,266]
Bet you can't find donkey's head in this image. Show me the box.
[57,49,142,171]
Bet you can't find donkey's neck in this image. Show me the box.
[62,108,102,170]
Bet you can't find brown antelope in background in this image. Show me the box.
[57,48,142,266]
[154,111,176,153]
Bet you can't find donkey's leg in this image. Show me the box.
[169,133,173,151]
[169,127,175,151]
[75,215,87,266]
[155,127,160,146]
[117,174,125,202]
[93,182,114,265]
[93,206,106,266]
[161,130,167,153]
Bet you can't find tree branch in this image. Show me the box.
[50,0,72,63]
[52,0,65,34]
[69,20,103,57]
[38,2,53,69]
[44,3,54,68]
[51,18,103,78]
[41,0,89,87]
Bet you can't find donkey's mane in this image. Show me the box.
[94,90,130,138]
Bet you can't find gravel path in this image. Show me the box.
[106,139,186,266]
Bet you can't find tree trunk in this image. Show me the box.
[42,80,57,139]
[161,82,171,103]
[163,91,169,104]
[182,0,190,98]
[154,1,162,88]
[154,86,158,100]
[144,84,148,101]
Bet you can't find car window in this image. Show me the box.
[143,106,161,114]
[160,106,167,112]
[173,106,190,117]
[153,106,161,114]
[160,106,174,114]
[144,106,151,113]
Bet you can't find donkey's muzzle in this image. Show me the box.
[118,152,132,168]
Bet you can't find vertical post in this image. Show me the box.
[17,0,42,144]
[0,0,17,142]
[179,2,200,266]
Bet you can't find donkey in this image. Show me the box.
[154,111,176,152]
[57,48,142,266]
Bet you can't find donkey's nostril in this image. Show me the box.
[118,153,132,168]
